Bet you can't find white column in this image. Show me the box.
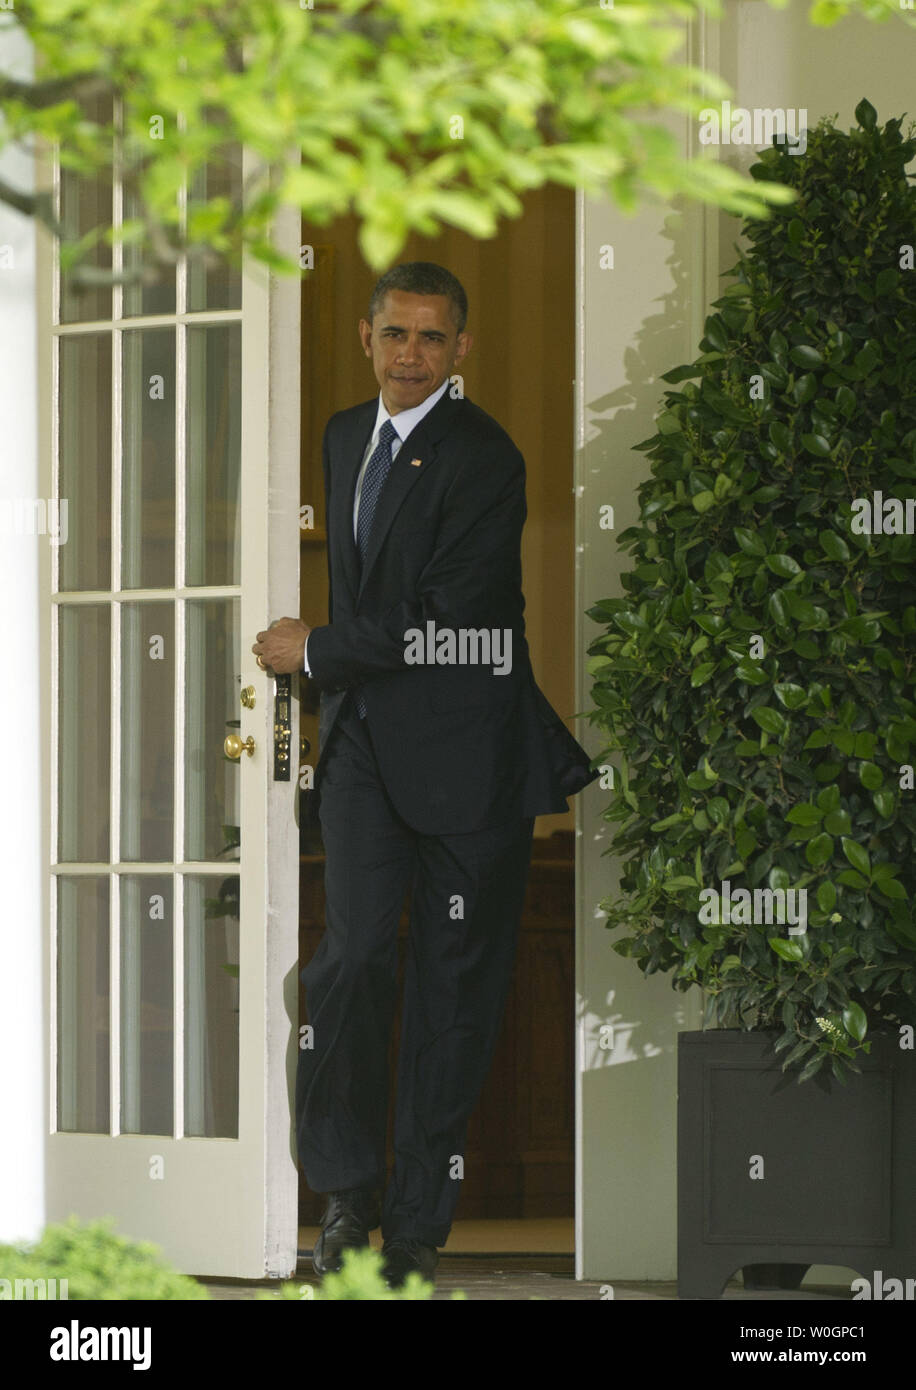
[0,25,45,1243]
[574,128,707,1281]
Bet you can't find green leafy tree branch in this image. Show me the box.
[3,0,909,281]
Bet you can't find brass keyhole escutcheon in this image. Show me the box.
[240,686,256,709]
[224,733,255,760]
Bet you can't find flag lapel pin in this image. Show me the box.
[410,457,422,467]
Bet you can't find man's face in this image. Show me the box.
[358,290,472,414]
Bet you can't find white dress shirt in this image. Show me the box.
[303,378,451,674]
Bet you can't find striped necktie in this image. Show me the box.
[354,417,398,717]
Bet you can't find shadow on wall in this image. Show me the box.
[578,198,706,1070]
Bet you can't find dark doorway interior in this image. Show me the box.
[297,187,576,1223]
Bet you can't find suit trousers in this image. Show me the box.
[295,693,535,1247]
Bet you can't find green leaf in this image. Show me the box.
[692,490,716,513]
[656,411,683,435]
[794,638,820,660]
[660,363,703,384]
[801,433,832,457]
[765,554,802,578]
[842,1002,867,1042]
[704,316,729,352]
[792,373,817,405]
[783,1038,815,1068]
[816,880,837,912]
[359,217,408,271]
[751,706,787,735]
[819,530,850,562]
[859,762,883,791]
[769,937,804,962]
[887,918,916,949]
[805,832,833,867]
[774,683,807,709]
[797,1052,827,1083]
[835,385,857,416]
[734,527,767,557]
[784,594,818,624]
[736,660,769,686]
[786,804,823,826]
[423,190,498,239]
[840,838,871,877]
[691,661,716,686]
[790,345,824,369]
[855,98,877,131]
[736,828,757,859]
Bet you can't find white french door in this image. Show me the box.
[39,112,300,1278]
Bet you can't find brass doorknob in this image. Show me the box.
[224,733,255,760]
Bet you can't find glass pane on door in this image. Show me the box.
[186,323,242,587]
[58,334,112,593]
[185,597,240,862]
[57,877,110,1133]
[187,141,243,313]
[184,875,240,1139]
[120,875,173,1136]
[122,177,176,319]
[58,92,113,326]
[58,604,111,863]
[122,329,176,590]
[120,601,175,862]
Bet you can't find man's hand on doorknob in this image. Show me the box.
[252,617,311,675]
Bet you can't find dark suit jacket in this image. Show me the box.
[305,385,598,835]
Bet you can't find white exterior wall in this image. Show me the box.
[0,27,45,1244]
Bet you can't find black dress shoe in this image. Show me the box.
[312,1186,380,1276]
[381,1238,439,1289]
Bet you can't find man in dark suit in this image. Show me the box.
[253,261,596,1288]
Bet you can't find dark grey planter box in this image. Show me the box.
[677,1029,916,1300]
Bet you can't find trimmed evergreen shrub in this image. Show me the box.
[0,1217,208,1299]
[587,99,916,1082]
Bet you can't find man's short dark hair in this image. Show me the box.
[368,262,468,335]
